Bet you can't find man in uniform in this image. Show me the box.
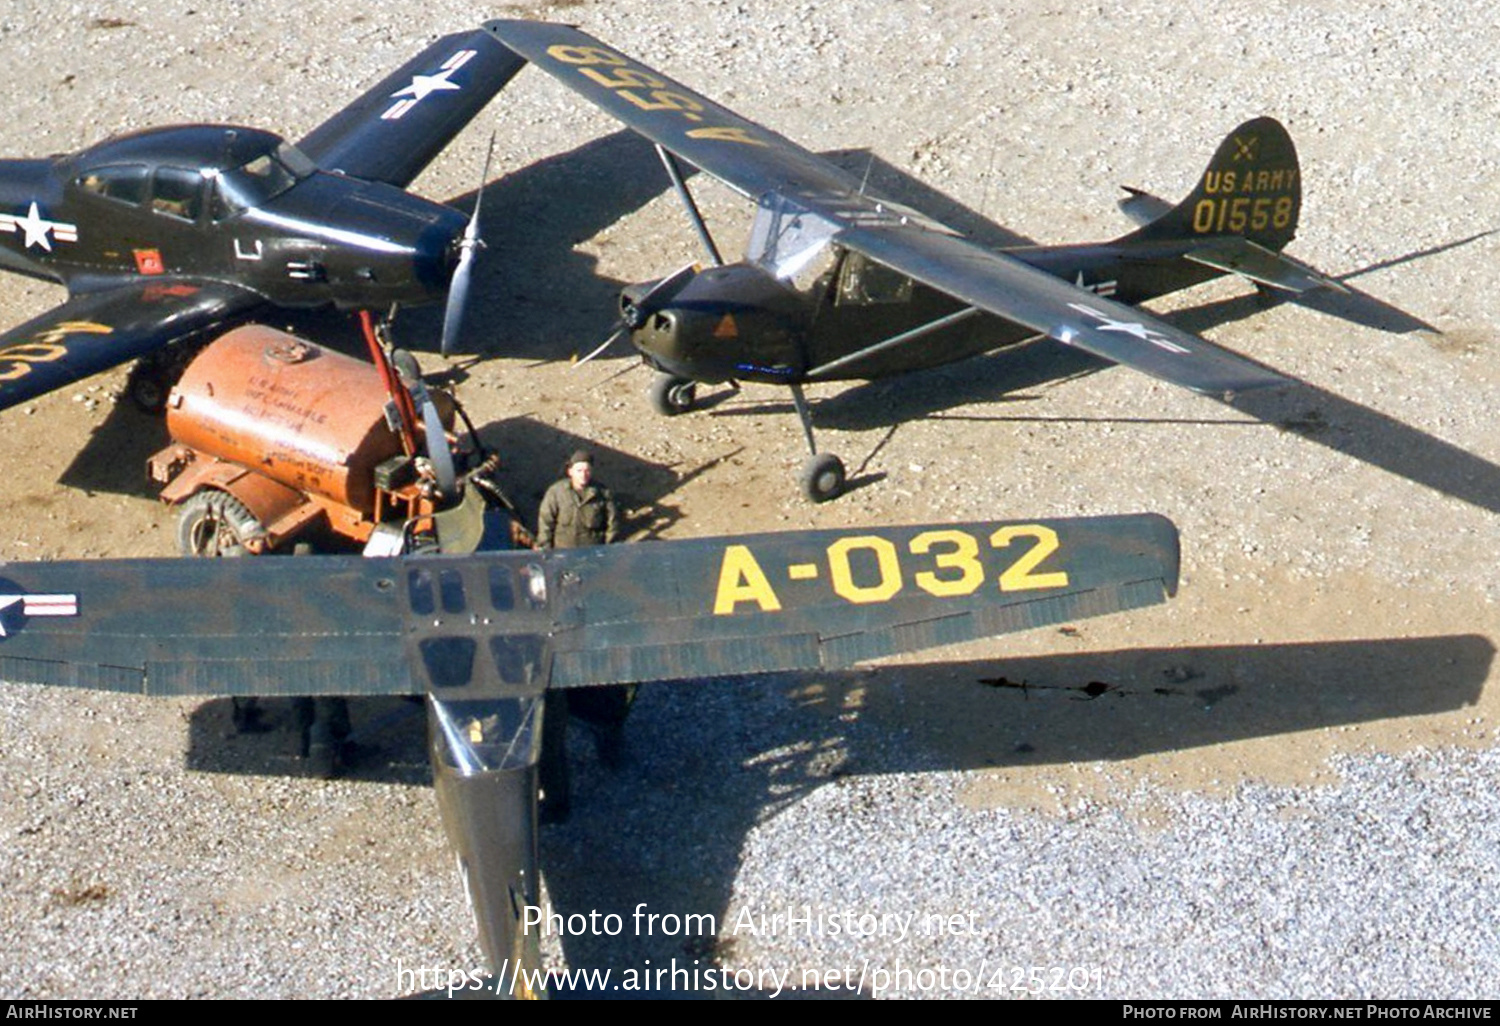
[536,449,619,549]
[536,449,628,822]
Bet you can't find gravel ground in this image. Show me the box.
[1,0,1498,1000]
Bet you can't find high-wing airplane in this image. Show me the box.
[0,26,523,413]
[484,21,1348,503]
[0,512,1179,996]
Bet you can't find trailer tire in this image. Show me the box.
[178,489,263,558]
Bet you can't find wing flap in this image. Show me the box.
[835,222,1290,394]
[0,280,261,412]
[297,28,525,188]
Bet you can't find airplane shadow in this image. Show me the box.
[539,632,1492,994]
[56,400,169,498]
[186,632,1491,994]
[415,130,678,361]
[708,282,1500,516]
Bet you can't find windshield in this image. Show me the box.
[212,143,314,219]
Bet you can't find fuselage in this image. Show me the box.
[626,237,1228,385]
[0,124,465,309]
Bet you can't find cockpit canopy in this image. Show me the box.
[70,125,316,223]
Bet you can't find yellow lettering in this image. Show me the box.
[713,545,783,614]
[580,66,667,89]
[618,89,707,115]
[1273,195,1294,228]
[0,342,68,362]
[1192,199,1215,234]
[828,536,902,605]
[547,44,627,67]
[991,525,1070,592]
[37,320,111,345]
[685,126,767,146]
[910,529,984,597]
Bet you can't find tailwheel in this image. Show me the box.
[648,372,697,416]
[800,453,846,503]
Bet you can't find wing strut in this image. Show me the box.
[805,305,982,381]
[656,144,723,268]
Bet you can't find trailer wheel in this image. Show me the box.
[177,490,263,558]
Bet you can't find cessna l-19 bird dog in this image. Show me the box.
[0,513,1178,996]
[485,21,1346,502]
[0,26,523,411]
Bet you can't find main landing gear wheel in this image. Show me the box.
[125,363,170,414]
[800,453,846,503]
[648,373,697,416]
[177,489,262,558]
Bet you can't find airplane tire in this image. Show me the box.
[177,489,262,558]
[648,373,696,416]
[125,362,170,414]
[800,453,846,503]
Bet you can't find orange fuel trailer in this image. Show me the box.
[148,324,519,556]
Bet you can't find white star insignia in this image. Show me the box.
[381,49,476,121]
[1066,302,1192,355]
[0,201,78,252]
[393,69,463,103]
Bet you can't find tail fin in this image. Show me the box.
[1126,117,1301,249]
[1124,117,1344,294]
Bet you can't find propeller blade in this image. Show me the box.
[391,348,458,496]
[440,233,477,356]
[420,397,459,497]
[574,325,628,368]
[440,136,496,357]
[623,262,699,327]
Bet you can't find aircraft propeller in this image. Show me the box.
[440,136,497,357]
[573,261,698,367]
[392,349,459,497]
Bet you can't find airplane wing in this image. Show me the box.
[0,514,1178,698]
[0,280,261,412]
[296,28,525,189]
[832,222,1290,393]
[481,19,937,226]
[484,20,1287,395]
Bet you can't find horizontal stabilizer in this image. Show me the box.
[1186,238,1349,294]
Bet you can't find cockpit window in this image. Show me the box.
[211,143,312,220]
[151,166,205,222]
[76,164,149,206]
[837,251,913,306]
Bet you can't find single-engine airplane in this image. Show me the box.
[0,25,523,413]
[0,512,1179,996]
[484,20,1347,502]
